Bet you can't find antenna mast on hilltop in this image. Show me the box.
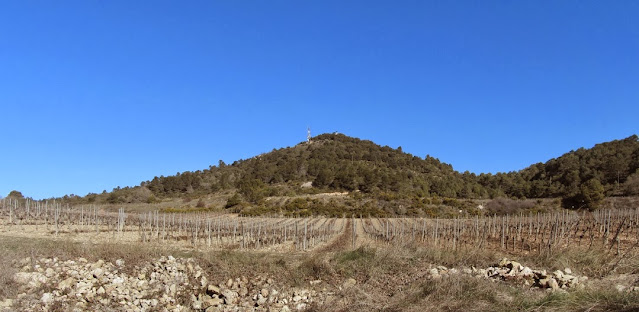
[307,127,311,143]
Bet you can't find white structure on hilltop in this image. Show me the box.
[307,127,311,143]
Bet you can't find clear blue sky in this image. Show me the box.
[1,1,637,199]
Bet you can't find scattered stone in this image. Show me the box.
[203,294,223,307]
[521,267,533,277]
[256,294,267,305]
[58,277,75,291]
[14,271,47,288]
[0,299,13,308]
[507,261,521,272]
[41,293,54,304]
[343,278,357,289]
[90,260,104,270]
[239,287,248,297]
[44,267,55,277]
[553,270,564,279]
[91,268,104,278]
[221,289,239,304]
[192,298,202,310]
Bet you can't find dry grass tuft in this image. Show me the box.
[514,287,639,312]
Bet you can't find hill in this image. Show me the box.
[45,133,639,215]
[477,134,639,207]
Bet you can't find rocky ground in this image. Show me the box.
[1,227,638,312]
[2,255,327,312]
[2,254,638,312]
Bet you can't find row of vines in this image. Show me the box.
[1,198,638,254]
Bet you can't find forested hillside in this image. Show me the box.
[139,133,492,200]
[44,133,639,212]
[478,135,639,207]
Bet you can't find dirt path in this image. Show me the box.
[314,218,352,252]
[353,218,393,249]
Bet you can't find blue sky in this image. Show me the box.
[1,1,637,199]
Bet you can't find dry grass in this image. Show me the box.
[514,287,639,312]
[0,252,19,299]
[1,233,638,311]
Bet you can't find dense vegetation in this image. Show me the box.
[17,133,639,213]
[480,134,639,208]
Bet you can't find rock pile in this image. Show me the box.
[196,275,325,311]
[5,256,326,311]
[426,258,588,291]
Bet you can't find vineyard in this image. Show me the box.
[0,198,344,251]
[2,197,638,256]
